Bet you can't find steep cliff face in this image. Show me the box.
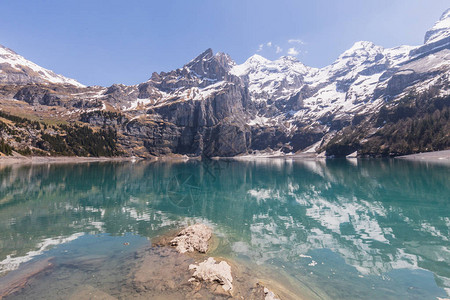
[127,81,253,156]
[0,9,449,158]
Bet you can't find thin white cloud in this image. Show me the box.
[287,47,299,56]
[288,39,304,45]
[256,42,285,55]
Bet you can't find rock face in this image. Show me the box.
[170,224,212,253]
[189,257,233,292]
[14,85,61,106]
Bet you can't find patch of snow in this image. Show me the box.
[123,98,153,111]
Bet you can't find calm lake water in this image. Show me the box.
[0,159,449,299]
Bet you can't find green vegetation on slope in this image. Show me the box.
[40,125,120,156]
[324,91,450,157]
[0,110,121,157]
[0,138,12,155]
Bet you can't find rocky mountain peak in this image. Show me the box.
[424,8,450,44]
[214,52,236,70]
[186,48,214,67]
[329,41,386,74]
[183,48,233,81]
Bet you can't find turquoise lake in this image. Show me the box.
[0,159,449,299]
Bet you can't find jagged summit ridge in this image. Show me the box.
[184,48,236,81]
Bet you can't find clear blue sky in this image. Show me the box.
[1,1,448,86]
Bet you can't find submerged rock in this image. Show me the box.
[0,257,54,298]
[130,233,293,299]
[264,286,281,300]
[189,257,233,292]
[132,224,292,299]
[132,246,196,298]
[170,223,212,253]
[251,283,282,300]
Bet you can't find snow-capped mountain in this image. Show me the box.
[425,8,450,44]
[220,10,449,153]
[0,44,84,87]
[232,34,448,130]
[230,54,313,102]
[0,8,449,158]
[135,48,240,106]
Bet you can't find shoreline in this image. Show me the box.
[0,153,199,165]
[1,149,449,165]
[0,155,144,165]
[395,150,450,164]
[225,152,323,161]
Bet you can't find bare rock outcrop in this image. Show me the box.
[189,257,233,292]
[170,223,212,253]
[264,286,281,300]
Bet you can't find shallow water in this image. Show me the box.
[0,159,449,299]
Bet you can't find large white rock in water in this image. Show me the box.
[170,223,212,253]
[189,257,233,292]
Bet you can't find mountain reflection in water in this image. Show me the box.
[0,159,448,299]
